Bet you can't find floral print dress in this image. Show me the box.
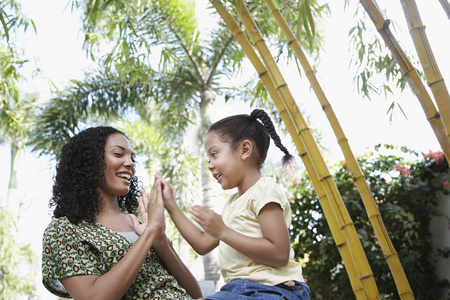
[42,217,192,299]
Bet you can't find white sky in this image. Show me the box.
[1,0,448,298]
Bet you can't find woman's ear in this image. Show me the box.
[240,140,253,160]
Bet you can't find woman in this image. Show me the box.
[42,126,202,299]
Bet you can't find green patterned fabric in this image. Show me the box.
[42,217,192,299]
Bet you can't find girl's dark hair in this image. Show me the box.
[207,109,293,168]
[50,126,140,224]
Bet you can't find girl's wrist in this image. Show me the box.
[165,201,179,214]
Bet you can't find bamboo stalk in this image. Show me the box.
[359,0,450,163]
[438,0,450,19]
[400,0,450,144]
[209,2,366,297]
[265,1,414,299]
[227,0,380,298]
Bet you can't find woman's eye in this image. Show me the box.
[114,153,124,157]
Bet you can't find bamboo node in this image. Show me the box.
[298,127,309,135]
[340,222,354,230]
[321,104,330,111]
[299,151,308,158]
[336,241,346,248]
[427,111,440,121]
[384,252,398,259]
[360,273,374,280]
[428,78,443,87]
[258,71,267,78]
[318,195,327,201]
[410,25,426,33]
[353,175,364,181]
[403,67,416,77]
[320,175,332,182]
[276,83,288,90]
[377,19,391,32]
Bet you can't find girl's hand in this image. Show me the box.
[154,172,177,211]
[188,205,226,240]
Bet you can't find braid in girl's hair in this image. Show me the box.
[250,109,294,167]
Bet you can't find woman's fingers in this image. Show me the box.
[147,178,165,229]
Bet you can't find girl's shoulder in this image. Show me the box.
[254,177,284,196]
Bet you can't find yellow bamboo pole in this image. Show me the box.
[359,0,450,163]
[227,0,380,298]
[400,0,450,141]
[209,2,366,297]
[438,0,450,19]
[264,1,414,299]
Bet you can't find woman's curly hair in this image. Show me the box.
[50,126,140,224]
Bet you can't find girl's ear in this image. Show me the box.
[240,140,253,160]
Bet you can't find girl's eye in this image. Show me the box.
[114,153,124,157]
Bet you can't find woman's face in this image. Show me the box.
[97,133,136,199]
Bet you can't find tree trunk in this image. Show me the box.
[6,144,21,219]
[199,88,224,290]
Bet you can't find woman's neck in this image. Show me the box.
[96,195,122,219]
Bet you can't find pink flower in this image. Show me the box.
[443,180,449,187]
[423,150,445,164]
[395,163,410,176]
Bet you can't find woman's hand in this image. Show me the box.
[129,192,149,236]
[130,176,165,236]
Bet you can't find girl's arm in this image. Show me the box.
[156,173,219,255]
[189,202,290,268]
[60,179,165,300]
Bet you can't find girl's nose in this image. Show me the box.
[207,161,214,171]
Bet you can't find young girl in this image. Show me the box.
[159,109,310,299]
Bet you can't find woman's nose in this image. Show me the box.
[125,156,135,168]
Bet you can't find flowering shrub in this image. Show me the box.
[281,145,449,300]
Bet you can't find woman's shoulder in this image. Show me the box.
[44,216,69,230]
[43,216,90,237]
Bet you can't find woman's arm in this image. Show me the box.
[152,234,203,298]
[132,180,202,298]
[156,173,219,254]
[189,202,290,268]
[60,178,165,300]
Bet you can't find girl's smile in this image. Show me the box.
[204,132,240,190]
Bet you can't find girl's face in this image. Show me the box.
[204,131,244,190]
[98,133,136,199]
